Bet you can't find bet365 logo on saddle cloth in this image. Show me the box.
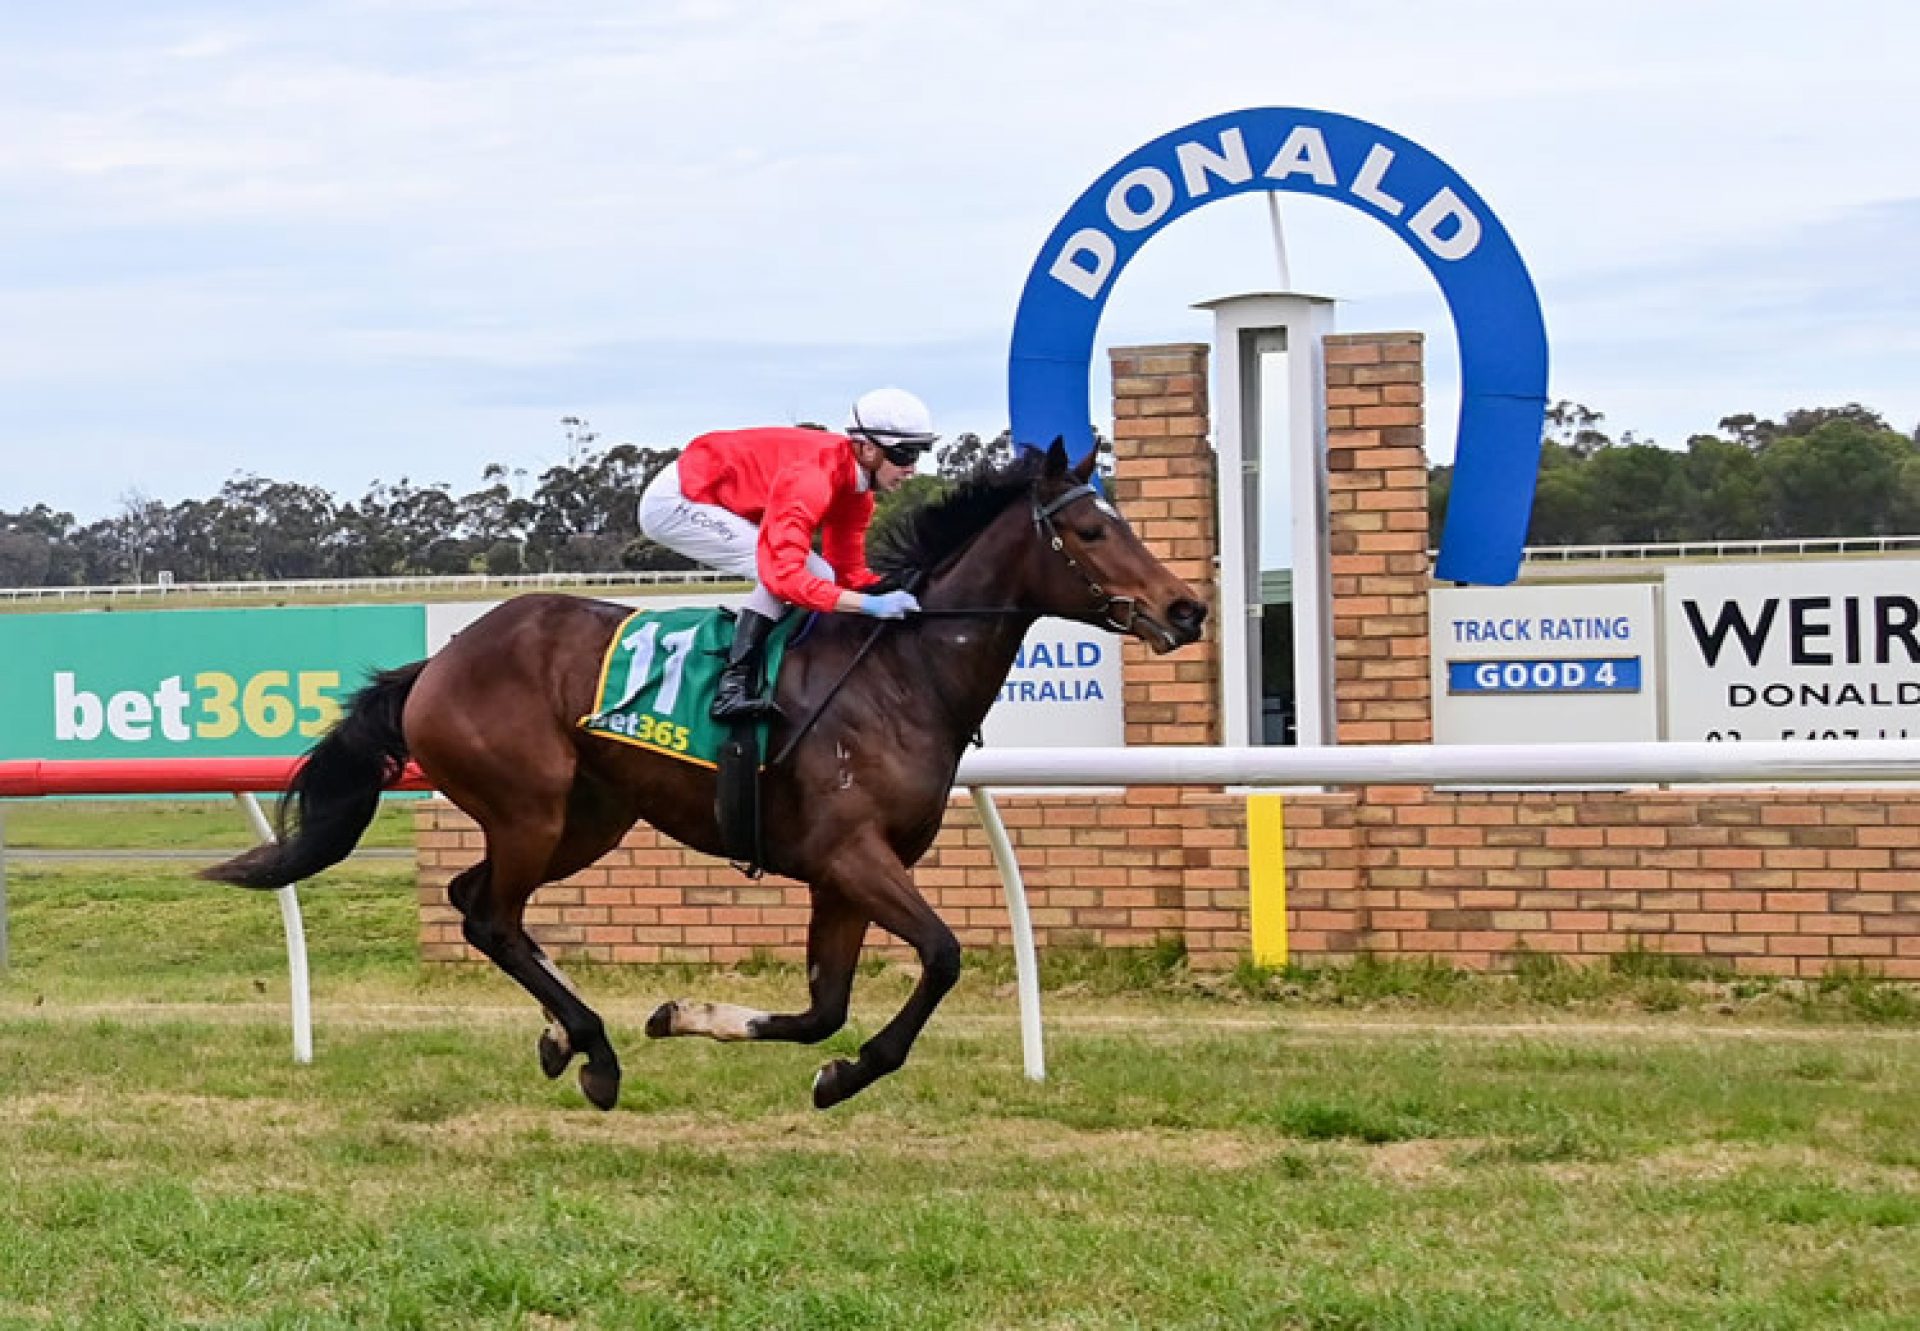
[579,607,793,767]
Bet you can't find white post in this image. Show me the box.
[235,792,313,1064]
[1193,292,1337,746]
[968,786,1045,1081]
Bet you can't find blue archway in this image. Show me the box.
[1008,107,1547,586]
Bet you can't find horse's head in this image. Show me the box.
[1023,440,1207,653]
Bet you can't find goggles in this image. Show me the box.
[850,403,936,468]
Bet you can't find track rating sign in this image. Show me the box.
[1431,584,1659,744]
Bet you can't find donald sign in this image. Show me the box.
[1008,107,1548,586]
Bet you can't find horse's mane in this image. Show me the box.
[866,450,1045,584]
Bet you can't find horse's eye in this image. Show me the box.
[1075,524,1107,543]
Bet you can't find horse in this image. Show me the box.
[203,441,1206,1110]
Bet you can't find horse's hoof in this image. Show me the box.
[812,1058,860,1110]
[578,1062,621,1112]
[537,1029,572,1079]
[645,1001,677,1039]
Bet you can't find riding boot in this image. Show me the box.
[711,608,781,721]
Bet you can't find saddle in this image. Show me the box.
[578,605,799,876]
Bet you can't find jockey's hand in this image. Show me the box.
[858,590,921,619]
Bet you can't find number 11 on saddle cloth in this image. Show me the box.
[578,607,796,767]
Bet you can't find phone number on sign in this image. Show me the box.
[1703,728,1914,741]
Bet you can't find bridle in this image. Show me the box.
[1031,482,1140,633]
[767,475,1139,768]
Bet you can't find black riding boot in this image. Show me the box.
[711,608,780,721]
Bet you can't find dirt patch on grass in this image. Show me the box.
[1365,1137,1475,1182]
[425,1103,1295,1173]
[10,998,1919,1044]
[1543,1140,1920,1190]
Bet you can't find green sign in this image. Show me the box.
[0,606,425,760]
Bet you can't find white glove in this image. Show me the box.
[859,590,921,619]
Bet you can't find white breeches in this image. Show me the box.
[638,461,835,618]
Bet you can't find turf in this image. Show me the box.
[0,861,1914,1328]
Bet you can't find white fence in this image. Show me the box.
[1518,534,1920,566]
[954,738,1920,1080]
[0,570,742,605]
[8,739,1916,1079]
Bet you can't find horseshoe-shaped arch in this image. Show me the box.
[1007,107,1547,586]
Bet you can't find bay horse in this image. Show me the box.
[204,442,1206,1110]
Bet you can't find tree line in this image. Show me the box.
[0,427,1019,588]
[3,406,1915,587]
[1430,402,1920,547]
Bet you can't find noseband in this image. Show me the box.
[1032,483,1139,633]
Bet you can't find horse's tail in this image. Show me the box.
[200,661,427,890]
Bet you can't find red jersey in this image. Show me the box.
[676,426,879,613]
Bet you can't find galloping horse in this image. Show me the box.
[204,442,1206,1109]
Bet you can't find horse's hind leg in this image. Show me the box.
[444,857,579,1079]
[458,816,625,1110]
[647,893,867,1044]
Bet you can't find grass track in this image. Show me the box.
[0,857,1915,1327]
[0,798,416,852]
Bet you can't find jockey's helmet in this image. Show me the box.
[848,388,937,466]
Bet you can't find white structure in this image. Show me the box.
[1197,292,1338,747]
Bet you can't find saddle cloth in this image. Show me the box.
[579,606,794,768]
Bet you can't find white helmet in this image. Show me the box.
[847,387,937,461]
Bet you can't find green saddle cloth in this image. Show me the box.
[579,606,795,768]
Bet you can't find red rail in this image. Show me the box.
[0,758,431,798]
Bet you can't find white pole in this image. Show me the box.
[968,787,1045,1081]
[235,792,313,1064]
[1266,191,1291,289]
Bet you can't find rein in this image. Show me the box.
[764,479,1117,769]
[765,617,891,770]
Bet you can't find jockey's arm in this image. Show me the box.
[756,466,854,614]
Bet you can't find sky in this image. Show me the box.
[2,0,1917,524]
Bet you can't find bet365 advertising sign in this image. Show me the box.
[0,606,424,759]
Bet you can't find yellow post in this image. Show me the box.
[1246,793,1288,967]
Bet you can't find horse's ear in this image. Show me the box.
[1043,437,1070,478]
[1072,448,1097,484]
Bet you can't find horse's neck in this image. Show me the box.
[886,521,1039,746]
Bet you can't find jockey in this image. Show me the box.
[638,387,935,720]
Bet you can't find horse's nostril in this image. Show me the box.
[1168,598,1207,636]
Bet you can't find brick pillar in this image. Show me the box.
[1107,342,1219,746]
[1325,331,1432,743]
[1107,343,1245,962]
[1324,331,1434,957]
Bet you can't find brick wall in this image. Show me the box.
[416,333,1920,980]
[1269,329,1919,979]
[1274,788,1920,977]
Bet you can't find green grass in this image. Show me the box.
[0,865,1916,1328]
[1217,950,1920,1024]
[0,796,416,851]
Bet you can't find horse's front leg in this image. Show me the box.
[806,846,962,1110]
[647,894,867,1044]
